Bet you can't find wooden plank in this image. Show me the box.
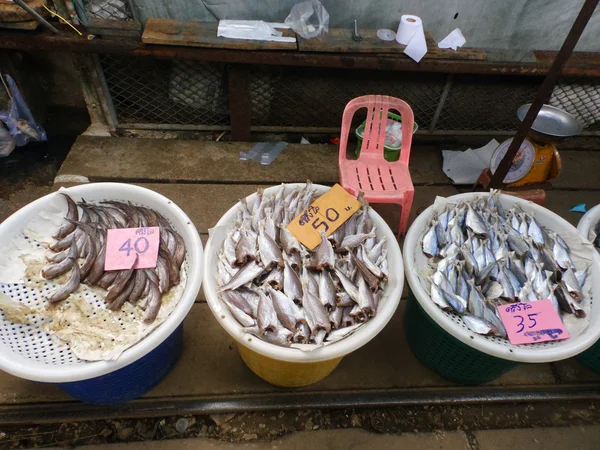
[142,19,297,51]
[298,28,486,61]
[552,151,600,190]
[535,50,600,66]
[86,18,142,39]
[56,137,451,186]
[0,20,38,30]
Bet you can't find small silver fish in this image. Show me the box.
[283,260,303,304]
[340,230,376,250]
[465,205,489,237]
[318,270,337,311]
[219,260,265,291]
[357,275,375,317]
[257,289,278,334]
[463,314,495,335]
[223,295,255,327]
[315,231,336,270]
[430,283,451,311]
[302,289,332,332]
[47,259,80,303]
[440,287,467,314]
[561,266,582,301]
[422,223,438,258]
[268,286,305,331]
[258,228,284,269]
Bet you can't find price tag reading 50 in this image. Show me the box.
[497,299,570,345]
[286,184,361,250]
[105,226,160,271]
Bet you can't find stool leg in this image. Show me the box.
[398,189,414,237]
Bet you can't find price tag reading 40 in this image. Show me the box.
[497,300,570,345]
[105,227,160,271]
[286,184,361,250]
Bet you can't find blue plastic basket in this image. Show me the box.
[56,324,183,404]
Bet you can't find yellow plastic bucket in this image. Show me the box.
[204,184,404,388]
[237,343,343,387]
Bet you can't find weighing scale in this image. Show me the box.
[490,104,582,187]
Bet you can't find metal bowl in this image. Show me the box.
[517,104,582,143]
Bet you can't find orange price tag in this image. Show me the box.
[286,184,361,250]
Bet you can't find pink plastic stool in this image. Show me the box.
[338,95,415,237]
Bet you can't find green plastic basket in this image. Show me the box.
[355,112,418,162]
[576,341,600,374]
[404,292,517,385]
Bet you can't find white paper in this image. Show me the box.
[217,20,295,43]
[438,28,466,51]
[442,139,499,185]
[404,27,428,63]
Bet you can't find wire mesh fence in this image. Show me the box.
[97,54,600,134]
[248,67,446,130]
[100,55,230,127]
[84,0,132,21]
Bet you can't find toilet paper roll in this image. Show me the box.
[396,15,422,45]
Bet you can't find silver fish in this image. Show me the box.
[357,275,375,317]
[268,286,305,331]
[315,231,336,270]
[47,259,80,303]
[340,230,376,250]
[219,260,265,291]
[223,295,255,327]
[303,289,332,332]
[422,224,438,258]
[430,283,451,311]
[440,287,467,314]
[283,261,303,304]
[463,314,495,336]
[258,228,284,269]
[318,270,337,311]
[257,289,278,334]
[42,240,78,280]
[527,215,544,247]
[561,266,582,301]
[553,239,574,270]
[330,306,344,329]
[235,229,256,266]
[53,193,79,240]
[333,268,359,304]
[466,205,489,237]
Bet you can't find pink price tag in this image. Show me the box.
[104,227,160,271]
[497,300,570,345]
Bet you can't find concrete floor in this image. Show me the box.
[74,426,600,450]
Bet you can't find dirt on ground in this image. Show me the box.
[0,400,598,449]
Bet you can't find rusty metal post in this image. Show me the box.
[489,0,600,188]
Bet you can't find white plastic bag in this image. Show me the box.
[285,0,329,39]
[217,20,296,43]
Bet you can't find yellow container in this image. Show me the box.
[237,343,343,387]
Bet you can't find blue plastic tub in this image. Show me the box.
[56,324,184,405]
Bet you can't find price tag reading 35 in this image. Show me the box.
[497,299,570,345]
[286,184,361,250]
[105,226,160,271]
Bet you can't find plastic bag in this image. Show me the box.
[285,0,329,39]
[0,123,16,158]
[0,74,47,149]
